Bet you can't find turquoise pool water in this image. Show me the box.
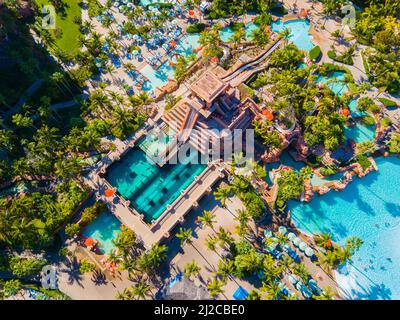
[139,128,176,158]
[316,71,347,96]
[289,156,400,300]
[348,99,366,118]
[310,172,344,187]
[142,34,200,92]
[106,147,206,222]
[271,19,315,51]
[83,212,122,254]
[220,22,258,43]
[265,150,305,184]
[344,123,375,143]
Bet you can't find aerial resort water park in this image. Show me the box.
[0,0,400,303]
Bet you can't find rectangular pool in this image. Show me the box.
[106,146,206,222]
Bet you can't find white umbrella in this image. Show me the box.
[278,226,288,235]
[299,241,308,252]
[305,247,315,257]
[287,232,296,241]
[292,237,301,247]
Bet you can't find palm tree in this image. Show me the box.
[293,262,310,283]
[205,236,218,252]
[279,28,291,43]
[261,281,282,300]
[214,259,234,282]
[197,210,216,229]
[314,286,335,300]
[115,287,133,300]
[176,227,193,246]
[132,279,152,300]
[213,186,231,208]
[229,27,246,49]
[234,208,250,238]
[207,278,225,297]
[216,227,233,249]
[184,260,201,279]
[313,233,333,250]
[280,256,294,275]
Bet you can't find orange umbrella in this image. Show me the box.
[188,10,195,16]
[211,56,219,63]
[341,108,350,116]
[262,109,274,121]
[299,9,308,18]
[170,40,177,47]
[105,188,115,197]
[85,237,94,247]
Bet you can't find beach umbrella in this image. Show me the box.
[278,226,288,235]
[341,108,350,116]
[269,242,278,250]
[288,274,299,285]
[84,238,94,247]
[287,232,296,241]
[293,237,301,247]
[105,188,115,197]
[299,241,308,252]
[281,243,290,252]
[305,247,315,257]
[211,56,219,63]
[188,10,195,16]
[262,109,274,121]
[264,229,273,238]
[170,40,177,47]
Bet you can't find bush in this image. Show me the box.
[229,22,245,32]
[309,46,321,61]
[79,259,95,274]
[9,256,47,278]
[380,117,392,127]
[271,5,288,15]
[378,98,397,108]
[361,115,375,126]
[186,23,206,34]
[80,202,106,225]
[327,50,336,59]
[65,223,80,238]
[356,155,371,171]
[320,166,337,176]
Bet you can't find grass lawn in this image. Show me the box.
[35,0,81,54]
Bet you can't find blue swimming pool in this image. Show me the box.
[106,146,206,222]
[316,71,347,96]
[344,123,376,143]
[349,99,367,118]
[220,22,258,43]
[83,212,122,254]
[271,19,315,51]
[141,34,200,92]
[265,150,305,185]
[289,156,400,300]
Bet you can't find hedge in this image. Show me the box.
[186,23,206,34]
[309,46,321,61]
[378,97,397,107]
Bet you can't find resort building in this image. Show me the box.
[87,69,265,249]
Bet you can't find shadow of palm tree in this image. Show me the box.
[60,255,84,287]
[91,269,108,286]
